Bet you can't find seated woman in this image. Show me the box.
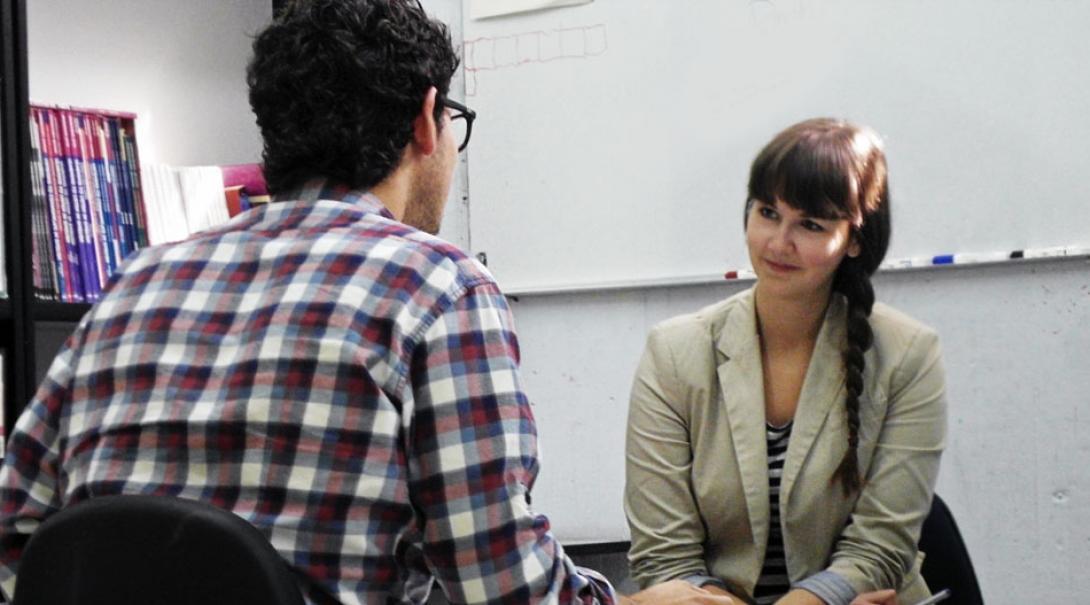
[624,118,947,605]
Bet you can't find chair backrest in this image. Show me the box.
[918,494,984,605]
[14,494,306,605]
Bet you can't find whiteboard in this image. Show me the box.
[463,0,1090,292]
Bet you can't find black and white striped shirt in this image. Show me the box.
[753,421,793,604]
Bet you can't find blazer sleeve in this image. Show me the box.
[624,325,711,589]
[825,326,948,592]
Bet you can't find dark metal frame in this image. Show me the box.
[1,0,34,433]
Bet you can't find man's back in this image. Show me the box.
[1,2,738,603]
[0,181,577,603]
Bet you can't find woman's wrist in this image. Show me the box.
[775,588,827,605]
[793,570,856,605]
[682,573,730,592]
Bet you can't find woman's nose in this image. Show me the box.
[769,224,794,252]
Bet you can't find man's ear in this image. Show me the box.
[412,86,440,156]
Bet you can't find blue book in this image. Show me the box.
[87,115,118,276]
[124,133,148,248]
[99,117,125,273]
[27,109,58,299]
[120,126,144,250]
[108,118,135,258]
[75,113,107,298]
[63,111,100,300]
[48,109,85,301]
[35,109,69,301]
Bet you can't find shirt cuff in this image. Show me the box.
[794,570,856,605]
[574,565,618,604]
[682,573,729,592]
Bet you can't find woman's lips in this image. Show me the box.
[764,259,800,272]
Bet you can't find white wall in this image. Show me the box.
[28,0,473,250]
[512,258,1090,602]
[27,0,270,166]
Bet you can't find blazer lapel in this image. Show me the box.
[780,294,848,508]
[715,290,771,553]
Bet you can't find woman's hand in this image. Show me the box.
[850,589,899,605]
[619,579,740,604]
[772,588,898,605]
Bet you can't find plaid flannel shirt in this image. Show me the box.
[0,180,616,605]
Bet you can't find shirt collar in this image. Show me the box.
[272,177,395,220]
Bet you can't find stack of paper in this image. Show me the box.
[176,166,230,236]
[141,164,191,245]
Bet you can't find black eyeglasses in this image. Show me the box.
[442,98,476,152]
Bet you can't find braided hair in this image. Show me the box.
[746,118,891,496]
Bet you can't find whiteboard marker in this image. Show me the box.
[952,251,1012,264]
[884,257,933,270]
[1059,245,1090,257]
[1022,246,1069,259]
[724,269,757,280]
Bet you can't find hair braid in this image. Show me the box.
[745,117,892,495]
[833,258,875,496]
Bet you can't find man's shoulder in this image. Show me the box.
[94,220,495,332]
[379,225,498,294]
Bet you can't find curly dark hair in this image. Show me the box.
[248,0,459,194]
[746,117,891,496]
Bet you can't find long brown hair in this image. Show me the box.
[746,118,891,495]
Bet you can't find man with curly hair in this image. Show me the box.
[0,1,736,604]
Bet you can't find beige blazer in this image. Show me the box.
[624,288,946,603]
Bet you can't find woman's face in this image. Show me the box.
[746,198,859,302]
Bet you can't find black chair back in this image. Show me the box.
[14,494,305,605]
[918,494,984,605]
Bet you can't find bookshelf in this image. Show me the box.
[0,0,273,435]
[1,0,33,434]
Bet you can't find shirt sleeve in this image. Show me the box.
[0,343,77,600]
[794,570,856,605]
[625,326,712,588]
[404,280,616,605]
[682,573,729,592]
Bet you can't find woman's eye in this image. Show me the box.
[801,220,825,232]
[759,206,778,220]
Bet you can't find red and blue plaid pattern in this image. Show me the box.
[0,180,615,605]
